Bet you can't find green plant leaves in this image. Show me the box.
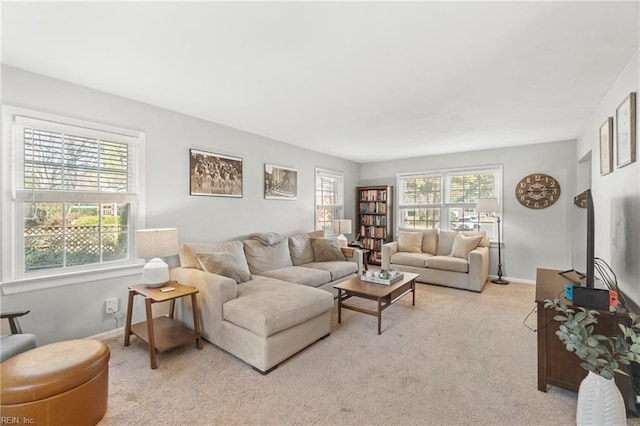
[544,297,639,380]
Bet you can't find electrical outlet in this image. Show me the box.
[105,298,118,314]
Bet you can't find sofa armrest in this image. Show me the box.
[381,242,398,270]
[170,267,238,341]
[468,246,489,291]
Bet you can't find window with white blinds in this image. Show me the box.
[397,166,502,238]
[23,129,129,192]
[315,168,344,234]
[2,106,144,281]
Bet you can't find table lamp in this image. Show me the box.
[475,198,508,285]
[136,228,179,287]
[332,219,352,248]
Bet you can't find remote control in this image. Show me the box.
[160,287,175,293]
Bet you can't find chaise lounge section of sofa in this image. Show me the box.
[381,228,489,292]
[170,231,362,373]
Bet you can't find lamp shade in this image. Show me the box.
[331,219,352,235]
[136,228,179,288]
[135,228,179,259]
[476,198,499,213]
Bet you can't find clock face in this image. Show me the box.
[515,174,561,209]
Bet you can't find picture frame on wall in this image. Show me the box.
[599,117,613,176]
[616,92,636,168]
[189,148,243,197]
[264,164,297,200]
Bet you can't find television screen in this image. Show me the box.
[570,189,595,287]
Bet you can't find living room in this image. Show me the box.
[1,1,639,424]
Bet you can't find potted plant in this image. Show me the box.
[545,298,640,425]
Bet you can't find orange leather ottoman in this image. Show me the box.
[1,339,110,426]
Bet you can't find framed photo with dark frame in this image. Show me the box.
[616,92,636,168]
[189,149,243,197]
[599,117,613,176]
[264,164,297,200]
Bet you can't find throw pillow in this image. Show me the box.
[450,234,484,259]
[289,230,324,265]
[397,231,423,253]
[311,238,347,262]
[196,252,251,283]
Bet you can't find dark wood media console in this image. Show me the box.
[535,268,637,414]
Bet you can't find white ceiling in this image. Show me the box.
[2,1,639,163]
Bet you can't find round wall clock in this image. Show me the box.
[515,173,561,209]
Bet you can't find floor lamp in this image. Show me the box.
[476,198,509,285]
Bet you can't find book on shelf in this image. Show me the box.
[359,215,387,226]
[359,189,387,202]
[359,226,386,238]
[358,202,387,214]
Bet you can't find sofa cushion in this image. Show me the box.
[196,252,251,283]
[224,278,333,338]
[257,266,331,288]
[397,231,423,253]
[243,239,293,274]
[450,234,483,259]
[289,231,324,266]
[180,241,250,273]
[311,238,346,262]
[426,256,469,273]
[420,229,439,255]
[390,251,432,268]
[399,227,438,255]
[461,231,490,248]
[436,231,458,256]
[302,261,357,281]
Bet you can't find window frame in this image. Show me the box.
[1,106,146,292]
[396,165,503,240]
[314,167,344,234]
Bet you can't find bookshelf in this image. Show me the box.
[356,185,393,265]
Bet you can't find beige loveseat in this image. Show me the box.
[381,228,489,292]
[170,231,362,373]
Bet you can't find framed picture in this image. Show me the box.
[264,164,297,200]
[616,92,636,168]
[189,149,243,197]
[599,117,613,176]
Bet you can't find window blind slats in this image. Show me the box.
[20,126,133,193]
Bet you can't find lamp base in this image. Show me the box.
[142,258,170,288]
[144,281,169,288]
[491,278,510,285]
[336,234,348,248]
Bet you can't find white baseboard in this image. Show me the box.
[89,326,124,341]
[488,275,536,285]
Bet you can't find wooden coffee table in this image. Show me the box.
[334,272,419,335]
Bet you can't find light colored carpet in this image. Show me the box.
[99,281,638,425]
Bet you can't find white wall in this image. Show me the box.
[359,140,577,282]
[576,49,640,307]
[0,65,360,344]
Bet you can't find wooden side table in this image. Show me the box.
[341,246,370,272]
[124,281,202,369]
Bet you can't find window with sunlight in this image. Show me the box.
[397,166,502,240]
[2,107,143,281]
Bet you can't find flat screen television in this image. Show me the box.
[567,189,595,287]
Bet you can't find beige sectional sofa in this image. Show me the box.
[170,231,362,373]
[381,228,489,292]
